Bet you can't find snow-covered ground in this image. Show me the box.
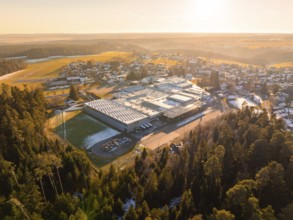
[284,118,293,129]
[176,108,214,127]
[274,108,293,130]
[64,105,84,112]
[229,97,257,109]
[169,197,181,208]
[274,108,293,116]
[177,112,204,127]
[123,199,136,212]
[83,128,120,150]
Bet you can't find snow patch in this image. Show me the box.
[177,112,204,127]
[229,97,257,109]
[169,197,181,208]
[123,199,136,212]
[83,128,120,149]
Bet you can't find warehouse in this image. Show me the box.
[163,101,202,120]
[84,99,149,133]
[168,94,194,104]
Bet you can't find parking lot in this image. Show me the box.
[130,118,168,139]
[100,136,131,152]
[90,134,138,159]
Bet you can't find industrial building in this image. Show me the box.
[85,77,210,133]
[84,99,149,133]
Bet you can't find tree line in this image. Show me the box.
[0,43,146,59]
[0,84,93,219]
[0,59,27,76]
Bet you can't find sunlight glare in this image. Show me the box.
[193,0,226,19]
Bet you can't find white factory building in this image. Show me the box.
[84,99,149,133]
[85,77,211,133]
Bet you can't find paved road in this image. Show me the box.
[140,97,231,150]
[141,108,224,150]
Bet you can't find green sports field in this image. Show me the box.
[55,111,119,150]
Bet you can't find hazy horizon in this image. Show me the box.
[1,0,293,34]
[2,32,293,35]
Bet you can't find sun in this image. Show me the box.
[193,0,226,19]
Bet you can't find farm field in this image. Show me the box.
[239,41,293,49]
[143,57,179,66]
[203,57,257,67]
[0,51,134,89]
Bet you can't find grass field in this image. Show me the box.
[144,58,179,66]
[203,57,257,67]
[48,105,140,168]
[0,51,134,89]
[241,41,293,49]
[54,111,121,166]
[55,111,119,148]
[48,110,81,129]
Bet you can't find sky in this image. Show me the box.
[0,0,292,34]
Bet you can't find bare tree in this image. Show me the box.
[8,198,31,220]
[72,151,89,190]
[48,154,64,194]
[5,161,19,188]
[34,168,47,202]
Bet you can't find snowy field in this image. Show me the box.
[83,128,120,149]
[229,97,257,109]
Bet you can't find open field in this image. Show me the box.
[49,110,140,167]
[48,110,81,129]
[44,88,70,97]
[0,51,134,89]
[143,58,179,66]
[204,57,258,67]
[54,111,119,149]
[1,33,293,66]
[240,41,293,49]
[269,62,293,68]
[44,83,101,98]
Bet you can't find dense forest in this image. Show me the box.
[0,84,292,219]
[0,84,92,219]
[0,59,27,76]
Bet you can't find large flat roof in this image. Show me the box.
[163,102,202,119]
[85,99,148,124]
[168,94,193,103]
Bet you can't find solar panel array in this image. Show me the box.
[86,99,147,124]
